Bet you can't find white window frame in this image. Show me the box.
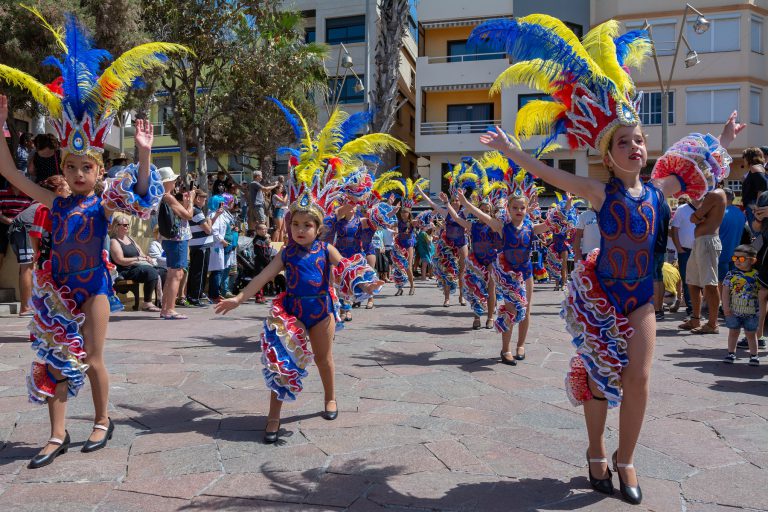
[626,18,677,56]
[752,16,764,54]
[686,13,741,53]
[686,85,741,124]
[751,87,762,125]
[639,90,675,125]
[726,179,742,194]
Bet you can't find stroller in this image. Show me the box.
[233,235,285,296]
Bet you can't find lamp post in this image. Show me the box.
[645,3,710,152]
[325,42,365,116]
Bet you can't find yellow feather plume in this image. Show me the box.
[537,141,561,156]
[339,133,409,159]
[287,101,314,157]
[479,151,507,172]
[0,64,62,117]
[315,109,348,160]
[93,42,190,113]
[520,14,606,82]
[515,100,568,138]
[20,4,66,52]
[582,21,632,95]
[622,35,652,70]
[491,60,562,96]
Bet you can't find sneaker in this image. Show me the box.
[175,298,191,307]
[761,338,767,349]
[187,299,208,308]
[738,337,768,349]
[723,352,736,364]
[669,299,680,313]
[749,355,760,366]
[655,311,665,321]
[224,292,236,299]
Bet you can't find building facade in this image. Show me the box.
[287,0,419,177]
[592,0,768,191]
[415,0,591,199]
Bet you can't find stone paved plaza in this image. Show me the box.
[0,281,766,511]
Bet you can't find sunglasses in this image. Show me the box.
[116,223,129,227]
[732,255,755,263]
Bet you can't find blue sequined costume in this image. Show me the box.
[462,220,502,316]
[333,214,362,259]
[281,240,335,330]
[471,221,500,267]
[445,212,468,248]
[492,219,533,332]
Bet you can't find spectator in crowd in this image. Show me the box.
[654,196,672,320]
[0,183,33,316]
[148,226,167,269]
[662,261,682,312]
[741,147,767,230]
[187,189,218,307]
[671,196,696,315]
[28,175,70,264]
[211,169,229,195]
[573,207,600,261]
[251,222,272,303]
[15,133,33,174]
[223,215,239,298]
[27,133,60,184]
[749,193,768,349]
[247,171,277,230]
[271,182,288,243]
[207,195,233,303]
[718,188,747,285]
[159,167,193,320]
[680,184,727,334]
[721,244,761,365]
[106,152,129,179]
[109,215,162,312]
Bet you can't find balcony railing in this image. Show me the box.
[426,52,506,64]
[152,123,173,136]
[420,119,500,135]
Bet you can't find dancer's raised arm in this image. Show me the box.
[416,185,448,217]
[456,192,503,234]
[481,127,605,210]
[438,192,471,230]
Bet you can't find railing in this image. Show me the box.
[420,120,500,135]
[426,52,506,64]
[152,123,172,136]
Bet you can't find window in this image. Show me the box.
[752,16,764,53]
[639,91,674,125]
[686,15,740,53]
[518,93,552,111]
[186,158,197,174]
[447,104,494,132]
[305,27,316,44]
[325,15,365,44]
[627,20,676,56]
[564,22,583,38]
[206,157,220,174]
[558,159,576,174]
[441,163,452,193]
[329,74,365,104]
[686,87,740,124]
[447,39,500,62]
[153,156,172,169]
[751,88,762,125]
[726,179,743,194]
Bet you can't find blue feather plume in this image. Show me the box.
[339,109,375,146]
[468,18,594,85]
[614,29,650,66]
[266,96,304,141]
[360,153,384,166]
[277,146,301,158]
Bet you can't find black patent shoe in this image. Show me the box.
[81,418,114,453]
[264,418,280,444]
[586,450,613,495]
[322,400,338,421]
[28,431,70,469]
[613,451,642,505]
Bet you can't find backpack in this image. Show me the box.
[158,201,179,239]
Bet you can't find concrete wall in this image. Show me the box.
[418,0,513,23]
[514,0,591,29]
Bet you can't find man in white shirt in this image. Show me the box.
[670,197,697,315]
[573,208,600,261]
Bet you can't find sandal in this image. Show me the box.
[678,316,700,330]
[472,317,481,330]
[443,299,450,307]
[459,297,467,306]
[690,324,719,335]
[395,288,404,297]
[161,312,188,320]
[500,351,517,366]
[365,300,374,310]
[142,304,161,312]
[28,431,70,469]
[408,287,415,296]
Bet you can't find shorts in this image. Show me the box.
[9,223,34,264]
[686,234,721,288]
[162,239,189,269]
[274,208,287,220]
[725,314,758,332]
[249,204,266,224]
[652,252,665,282]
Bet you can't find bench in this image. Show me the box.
[113,279,140,311]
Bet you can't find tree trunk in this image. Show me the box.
[197,125,208,192]
[370,0,410,135]
[168,91,189,186]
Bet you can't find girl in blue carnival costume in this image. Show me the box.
[456,146,551,365]
[215,99,399,443]
[545,193,579,291]
[470,14,742,503]
[0,9,186,469]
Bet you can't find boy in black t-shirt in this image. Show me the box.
[252,223,272,303]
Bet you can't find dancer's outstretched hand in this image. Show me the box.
[438,191,449,203]
[134,118,154,152]
[719,111,746,149]
[362,280,385,295]
[214,297,241,315]
[479,126,511,152]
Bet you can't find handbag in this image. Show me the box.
[158,201,179,239]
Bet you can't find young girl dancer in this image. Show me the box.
[470,14,742,503]
[546,193,578,291]
[0,12,185,468]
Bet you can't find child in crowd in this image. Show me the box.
[252,222,272,303]
[416,225,435,280]
[722,245,760,365]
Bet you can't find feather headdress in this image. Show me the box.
[469,16,651,154]
[0,7,188,160]
[371,170,429,209]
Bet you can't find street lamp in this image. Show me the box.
[645,3,710,152]
[325,42,365,116]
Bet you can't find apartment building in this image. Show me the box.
[416,0,591,198]
[592,0,768,191]
[287,0,419,177]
